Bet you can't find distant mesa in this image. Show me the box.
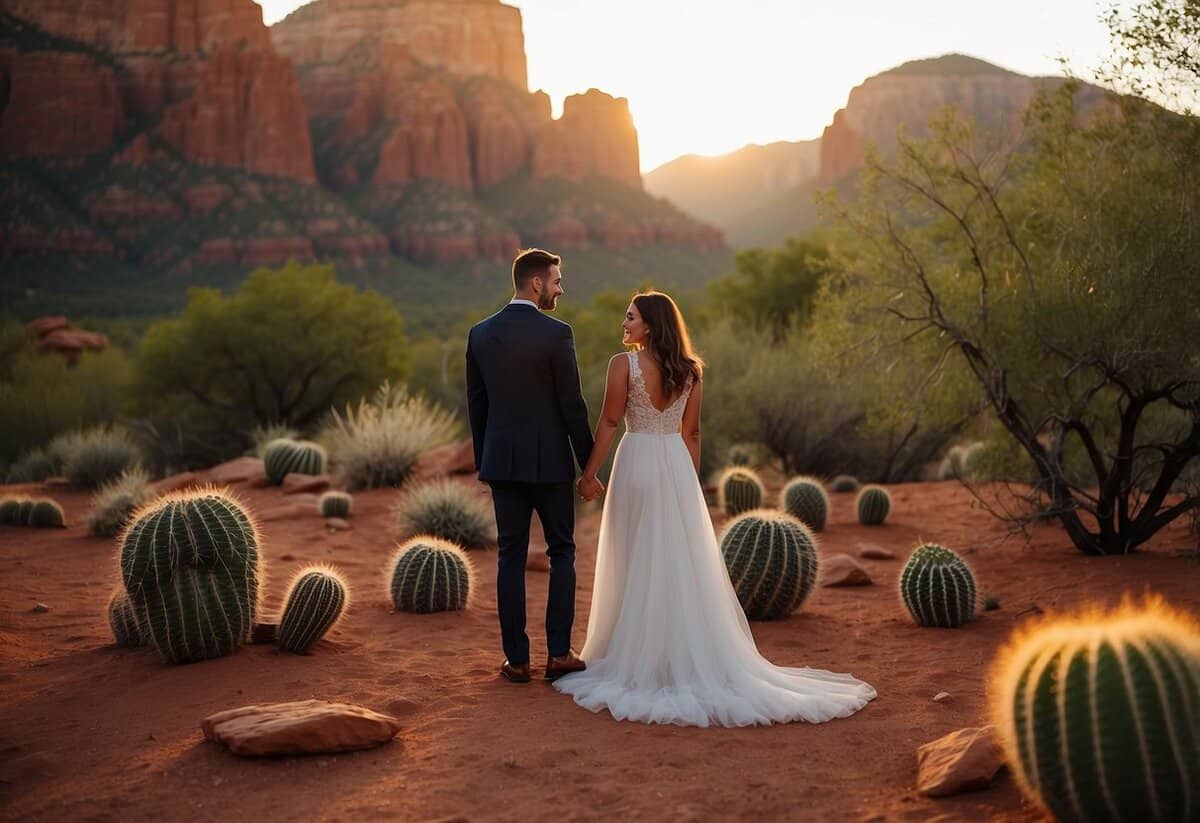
[26,316,108,366]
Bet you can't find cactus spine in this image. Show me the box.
[319,491,353,518]
[263,438,327,485]
[899,543,976,628]
[781,477,829,532]
[990,598,1200,823]
[389,536,472,613]
[278,566,348,653]
[856,485,891,525]
[719,467,764,517]
[720,510,819,620]
[107,588,145,647]
[119,488,261,664]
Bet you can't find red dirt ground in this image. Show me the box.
[1,475,1196,821]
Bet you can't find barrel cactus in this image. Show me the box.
[319,491,353,519]
[856,485,891,525]
[719,510,819,620]
[780,476,829,532]
[119,488,262,664]
[990,598,1200,823]
[727,443,753,467]
[899,543,976,628]
[27,499,66,528]
[16,499,35,526]
[278,566,348,653]
[718,467,764,517]
[263,438,327,485]
[0,497,23,525]
[389,536,472,614]
[831,475,860,493]
[107,588,145,648]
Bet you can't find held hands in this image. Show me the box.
[577,474,605,502]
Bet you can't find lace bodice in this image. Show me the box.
[624,351,692,434]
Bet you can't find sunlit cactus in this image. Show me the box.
[719,510,819,620]
[389,536,472,614]
[263,438,327,485]
[319,491,353,519]
[718,467,764,517]
[780,476,829,532]
[856,485,891,525]
[277,566,348,654]
[898,543,976,628]
[107,588,145,648]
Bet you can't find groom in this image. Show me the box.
[465,248,600,684]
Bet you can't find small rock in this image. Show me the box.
[32,603,50,613]
[205,457,266,486]
[933,691,951,703]
[282,473,331,495]
[916,725,1006,797]
[821,554,873,587]
[325,517,352,532]
[857,543,895,560]
[202,699,402,757]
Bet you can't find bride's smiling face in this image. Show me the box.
[622,302,648,347]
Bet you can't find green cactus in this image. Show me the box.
[389,536,472,613]
[727,444,753,467]
[720,510,819,620]
[0,497,23,525]
[830,475,859,493]
[107,588,145,647]
[780,476,829,532]
[319,491,353,519]
[856,485,891,525]
[899,543,976,628]
[718,467,764,517]
[991,598,1200,823]
[119,488,262,664]
[277,566,348,653]
[27,499,66,528]
[262,438,327,485]
[16,499,35,525]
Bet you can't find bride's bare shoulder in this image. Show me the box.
[607,352,631,370]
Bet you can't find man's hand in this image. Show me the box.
[577,475,605,502]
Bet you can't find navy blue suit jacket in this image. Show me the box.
[465,304,594,484]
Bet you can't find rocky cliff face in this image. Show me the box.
[532,90,641,188]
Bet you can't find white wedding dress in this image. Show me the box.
[554,352,877,727]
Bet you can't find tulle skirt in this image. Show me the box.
[554,432,877,727]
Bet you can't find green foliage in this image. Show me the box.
[856,486,892,525]
[780,476,829,532]
[937,442,984,481]
[319,491,353,519]
[389,536,473,613]
[120,489,261,664]
[60,427,141,489]
[131,262,408,438]
[106,588,146,648]
[720,510,819,620]
[325,382,459,491]
[992,600,1200,822]
[87,468,152,538]
[262,438,327,485]
[277,566,348,654]
[392,478,495,548]
[830,475,860,493]
[27,499,65,528]
[718,467,764,516]
[707,237,830,340]
[898,543,976,628]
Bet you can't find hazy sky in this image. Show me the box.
[257,1,1125,172]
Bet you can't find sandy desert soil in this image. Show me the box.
[1,472,1196,821]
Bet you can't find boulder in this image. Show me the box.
[281,473,331,495]
[205,457,266,486]
[821,553,873,587]
[857,543,896,560]
[202,699,402,757]
[916,725,1006,797]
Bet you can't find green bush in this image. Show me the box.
[87,467,152,538]
[61,427,141,489]
[325,382,459,491]
[392,478,495,548]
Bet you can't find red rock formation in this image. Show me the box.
[460,83,549,189]
[26,316,109,366]
[372,75,473,189]
[271,0,527,89]
[0,50,124,156]
[159,47,316,181]
[533,90,641,189]
[5,0,270,53]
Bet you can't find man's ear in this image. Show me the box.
[530,275,543,295]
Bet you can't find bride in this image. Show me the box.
[554,291,876,727]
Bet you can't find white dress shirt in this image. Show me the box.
[509,298,538,309]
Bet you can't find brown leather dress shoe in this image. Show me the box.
[544,650,587,681]
[501,660,531,683]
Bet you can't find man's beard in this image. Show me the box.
[538,293,557,310]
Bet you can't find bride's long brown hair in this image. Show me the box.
[630,291,704,398]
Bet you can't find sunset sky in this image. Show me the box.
[257,1,1125,172]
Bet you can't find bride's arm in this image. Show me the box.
[681,379,703,475]
[580,354,629,484]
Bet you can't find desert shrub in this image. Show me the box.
[325,382,459,491]
[249,423,298,457]
[60,427,141,489]
[87,467,152,538]
[392,478,495,548]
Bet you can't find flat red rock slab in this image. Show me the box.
[202,699,402,757]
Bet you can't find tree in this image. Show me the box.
[707,237,830,341]
[1100,0,1199,112]
[820,82,1200,555]
[133,262,408,442]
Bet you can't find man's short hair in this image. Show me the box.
[512,248,561,291]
